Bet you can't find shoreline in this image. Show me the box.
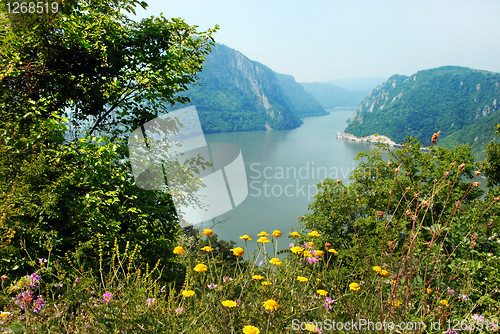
[336,132,403,147]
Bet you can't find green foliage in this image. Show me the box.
[345,66,500,160]
[0,0,216,280]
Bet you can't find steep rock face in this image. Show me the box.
[180,43,303,133]
[345,66,500,159]
[274,73,328,116]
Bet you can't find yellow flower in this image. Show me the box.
[349,282,360,291]
[200,246,212,252]
[297,276,308,282]
[303,251,313,257]
[316,289,328,296]
[315,250,324,257]
[203,229,213,236]
[305,323,320,332]
[305,242,315,248]
[328,248,338,254]
[372,266,382,272]
[181,290,195,298]
[269,258,282,265]
[0,312,10,318]
[243,325,261,334]
[221,300,237,308]
[173,246,185,255]
[290,246,304,254]
[257,237,270,243]
[261,281,272,286]
[289,231,301,237]
[380,269,389,277]
[440,300,448,307]
[272,230,282,237]
[316,278,322,282]
[257,231,269,236]
[426,288,432,294]
[193,263,208,273]
[262,299,278,311]
[388,301,402,306]
[308,231,321,237]
[230,247,244,257]
[391,280,397,284]
[239,235,252,241]
[252,275,264,280]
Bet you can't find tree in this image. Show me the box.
[0,0,217,279]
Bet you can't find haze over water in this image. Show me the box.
[201,109,380,253]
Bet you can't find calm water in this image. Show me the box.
[199,109,379,252]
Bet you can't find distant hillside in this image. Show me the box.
[274,73,328,117]
[174,44,328,133]
[345,66,500,159]
[322,77,387,92]
[300,82,368,108]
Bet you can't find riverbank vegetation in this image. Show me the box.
[1,0,499,333]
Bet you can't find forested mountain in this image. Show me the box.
[300,82,368,108]
[174,43,327,133]
[345,66,500,159]
[321,76,387,92]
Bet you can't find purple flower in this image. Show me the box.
[459,294,468,301]
[223,277,233,283]
[15,291,33,309]
[33,297,45,313]
[325,297,334,304]
[103,292,113,304]
[38,258,47,265]
[54,283,63,288]
[207,284,217,289]
[146,298,155,307]
[323,301,333,310]
[307,256,319,264]
[447,289,456,295]
[160,286,166,293]
[289,243,294,248]
[471,314,485,323]
[258,261,264,267]
[175,307,184,314]
[74,278,80,284]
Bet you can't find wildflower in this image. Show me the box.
[475,170,481,176]
[0,311,11,318]
[308,231,321,237]
[289,243,294,247]
[447,289,456,295]
[289,232,301,237]
[54,283,63,288]
[458,162,465,172]
[269,258,281,265]
[181,290,195,298]
[242,325,260,334]
[257,231,269,236]
[230,247,244,257]
[221,300,237,308]
[193,264,208,272]
[240,235,252,241]
[38,258,47,265]
[325,297,334,304]
[146,298,155,307]
[203,229,213,236]
[426,288,432,294]
[388,300,402,306]
[258,261,264,267]
[440,300,449,307]
[261,281,272,286]
[290,246,304,254]
[272,230,282,237]
[262,299,279,311]
[252,275,264,280]
[74,277,80,283]
[328,248,338,254]
[173,246,185,255]
[305,323,321,332]
[175,307,184,314]
[376,210,384,217]
[323,301,333,310]
[380,270,389,277]
[372,266,382,272]
[471,314,485,322]
[103,292,113,304]
[316,278,322,282]
[297,276,308,282]
[15,291,33,309]
[317,289,328,296]
[349,282,360,291]
[33,297,45,313]
[391,280,397,284]
[1,275,7,282]
[257,237,270,243]
[307,257,319,264]
[304,242,314,248]
[207,284,218,289]
[223,277,233,283]
[458,294,468,300]
[431,130,441,144]
[200,246,213,252]
[315,250,324,257]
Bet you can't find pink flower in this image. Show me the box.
[103,292,113,304]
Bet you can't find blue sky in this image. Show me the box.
[131,0,500,83]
